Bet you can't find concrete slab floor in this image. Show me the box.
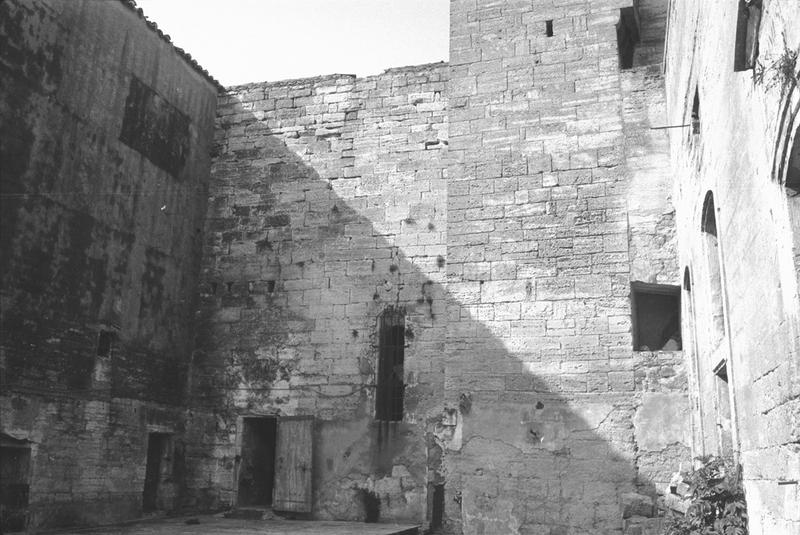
[50,516,420,535]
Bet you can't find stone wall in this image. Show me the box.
[444,1,689,533]
[0,0,218,530]
[664,1,800,533]
[193,64,449,523]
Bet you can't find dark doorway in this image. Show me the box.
[238,417,277,506]
[142,433,171,513]
[1,435,31,532]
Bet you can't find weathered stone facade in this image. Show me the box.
[664,1,800,533]
[0,0,219,530]
[1,0,798,534]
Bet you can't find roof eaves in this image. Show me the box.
[117,0,225,92]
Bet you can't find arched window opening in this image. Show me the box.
[701,191,725,348]
[376,307,405,422]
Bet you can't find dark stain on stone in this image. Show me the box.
[119,77,190,178]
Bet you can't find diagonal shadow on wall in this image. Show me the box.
[187,77,687,535]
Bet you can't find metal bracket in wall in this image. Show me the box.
[649,124,691,130]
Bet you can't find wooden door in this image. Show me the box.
[272,416,313,513]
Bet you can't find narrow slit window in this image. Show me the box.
[545,20,554,37]
[376,307,405,421]
[631,282,682,351]
[616,7,640,69]
[734,0,762,71]
[712,359,733,455]
[785,126,800,193]
[691,88,701,137]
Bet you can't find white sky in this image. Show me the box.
[134,0,450,87]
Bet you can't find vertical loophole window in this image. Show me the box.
[376,307,405,421]
[691,89,701,137]
[734,0,762,71]
[545,20,554,37]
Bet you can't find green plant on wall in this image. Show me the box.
[663,456,748,535]
[754,44,799,93]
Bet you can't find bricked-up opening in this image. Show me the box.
[616,7,640,69]
[631,282,682,351]
[545,20,554,37]
[785,126,800,194]
[734,0,762,71]
[96,330,115,357]
[142,432,172,513]
[1,435,31,533]
[691,88,701,137]
[376,307,405,421]
[713,360,733,455]
[237,417,277,506]
[701,191,726,348]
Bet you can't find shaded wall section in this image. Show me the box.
[0,0,218,529]
[664,1,800,533]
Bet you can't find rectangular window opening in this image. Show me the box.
[545,20,554,37]
[734,0,762,71]
[96,330,116,357]
[616,7,640,70]
[376,308,405,421]
[631,282,682,351]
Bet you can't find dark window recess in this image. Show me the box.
[701,190,717,236]
[691,89,701,137]
[545,20,554,37]
[631,282,682,351]
[616,7,640,69]
[119,76,190,178]
[785,127,800,193]
[96,330,115,357]
[734,0,762,71]
[376,307,405,421]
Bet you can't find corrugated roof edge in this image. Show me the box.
[118,0,225,92]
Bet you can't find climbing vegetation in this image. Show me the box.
[663,456,748,535]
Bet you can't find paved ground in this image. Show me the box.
[53,517,419,535]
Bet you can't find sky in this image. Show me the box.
[134,0,450,87]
